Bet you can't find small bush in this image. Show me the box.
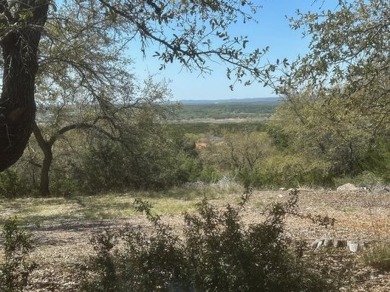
[0,218,36,291]
[258,154,334,188]
[75,138,201,194]
[334,171,384,190]
[198,165,221,183]
[0,171,29,199]
[362,242,390,272]
[82,192,337,292]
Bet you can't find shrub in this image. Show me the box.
[75,137,201,194]
[0,171,29,199]
[82,192,337,292]
[360,138,390,183]
[198,165,221,183]
[258,154,334,188]
[362,242,390,272]
[334,171,385,190]
[0,218,36,291]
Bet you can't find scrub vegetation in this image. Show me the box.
[0,0,389,291]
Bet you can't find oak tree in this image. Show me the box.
[0,0,266,171]
[273,0,390,180]
[279,0,389,134]
[0,1,50,171]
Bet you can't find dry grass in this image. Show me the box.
[0,187,390,291]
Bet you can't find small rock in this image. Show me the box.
[311,239,320,249]
[311,239,324,249]
[337,183,360,192]
[311,238,336,249]
[347,240,366,252]
[316,239,324,249]
[347,240,359,252]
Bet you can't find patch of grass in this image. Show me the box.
[342,207,357,213]
[77,195,136,219]
[0,197,80,225]
[145,184,227,200]
[0,186,231,222]
[145,197,198,215]
[362,242,390,271]
[134,188,207,200]
[77,193,203,219]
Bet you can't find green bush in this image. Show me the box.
[362,242,390,272]
[0,171,29,199]
[49,176,78,197]
[198,165,221,183]
[360,138,390,183]
[334,171,385,190]
[82,193,337,292]
[175,153,203,183]
[74,137,199,194]
[258,154,334,188]
[0,218,36,291]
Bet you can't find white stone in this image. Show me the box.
[347,240,360,252]
[337,183,360,192]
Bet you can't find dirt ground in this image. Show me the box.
[7,189,390,291]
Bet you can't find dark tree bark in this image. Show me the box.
[33,120,116,196]
[0,1,49,171]
[32,122,52,196]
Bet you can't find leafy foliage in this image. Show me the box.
[284,0,389,109]
[270,86,389,183]
[201,130,274,187]
[259,154,333,188]
[75,140,187,192]
[74,125,199,193]
[362,243,390,272]
[82,192,337,291]
[0,171,29,199]
[1,0,270,171]
[269,0,390,184]
[92,0,268,85]
[0,218,36,292]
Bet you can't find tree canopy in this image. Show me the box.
[0,0,266,171]
[271,0,390,181]
[279,0,389,133]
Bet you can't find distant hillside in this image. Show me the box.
[180,97,281,105]
[174,97,280,121]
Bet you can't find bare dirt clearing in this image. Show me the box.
[1,189,390,291]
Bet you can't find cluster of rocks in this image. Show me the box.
[336,183,367,192]
[279,183,390,194]
[337,183,390,193]
[311,238,368,253]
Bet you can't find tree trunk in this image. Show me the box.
[0,1,49,171]
[32,122,52,196]
[32,121,110,196]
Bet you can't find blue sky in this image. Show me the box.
[133,0,340,101]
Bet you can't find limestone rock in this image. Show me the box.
[311,238,365,252]
[346,240,366,252]
[337,183,360,192]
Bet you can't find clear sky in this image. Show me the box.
[132,0,340,101]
